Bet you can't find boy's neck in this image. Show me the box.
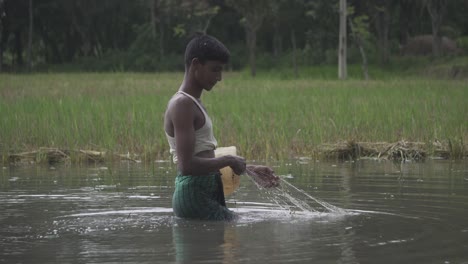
[179,73,203,99]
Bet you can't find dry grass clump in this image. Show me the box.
[7,148,139,165]
[318,140,462,161]
[380,140,426,161]
[319,141,381,160]
[5,139,466,165]
[9,148,71,164]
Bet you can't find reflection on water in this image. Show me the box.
[1,160,467,263]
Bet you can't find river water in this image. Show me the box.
[1,159,467,264]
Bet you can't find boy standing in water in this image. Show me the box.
[164,34,278,221]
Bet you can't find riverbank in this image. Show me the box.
[4,139,464,165]
[1,72,466,164]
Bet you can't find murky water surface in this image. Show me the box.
[1,159,467,263]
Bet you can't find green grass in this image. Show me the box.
[0,69,467,163]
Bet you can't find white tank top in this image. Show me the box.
[165,91,218,163]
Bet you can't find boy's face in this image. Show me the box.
[195,60,225,91]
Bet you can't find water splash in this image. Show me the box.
[279,179,346,214]
[246,170,346,215]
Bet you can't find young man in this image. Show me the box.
[164,34,279,221]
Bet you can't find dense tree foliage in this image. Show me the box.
[1,0,467,73]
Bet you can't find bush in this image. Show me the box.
[456,36,468,54]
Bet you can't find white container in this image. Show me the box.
[214,146,241,196]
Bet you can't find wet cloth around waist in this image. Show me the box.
[172,173,236,221]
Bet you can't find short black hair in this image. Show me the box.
[184,33,230,68]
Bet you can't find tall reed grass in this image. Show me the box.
[0,71,466,162]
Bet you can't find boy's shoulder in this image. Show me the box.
[168,93,195,112]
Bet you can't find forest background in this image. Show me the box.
[1,0,468,74]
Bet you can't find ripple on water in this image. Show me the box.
[1,160,467,263]
[230,202,356,224]
[51,207,176,236]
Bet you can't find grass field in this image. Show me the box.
[0,69,467,163]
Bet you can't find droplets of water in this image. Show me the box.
[50,209,176,236]
[243,175,349,220]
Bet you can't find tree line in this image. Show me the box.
[1,0,467,75]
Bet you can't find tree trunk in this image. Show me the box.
[202,14,214,34]
[398,0,414,47]
[374,1,390,65]
[151,0,165,59]
[0,39,2,72]
[0,0,3,72]
[150,0,157,39]
[291,30,298,78]
[0,26,4,72]
[225,1,268,77]
[14,30,23,67]
[348,18,369,80]
[426,0,447,57]
[273,22,282,57]
[65,29,77,62]
[71,4,90,57]
[358,43,369,80]
[246,27,257,77]
[159,21,164,59]
[26,0,33,71]
[338,0,347,80]
[37,19,62,64]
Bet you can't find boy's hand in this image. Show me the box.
[229,155,246,175]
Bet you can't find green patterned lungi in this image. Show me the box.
[172,172,236,221]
